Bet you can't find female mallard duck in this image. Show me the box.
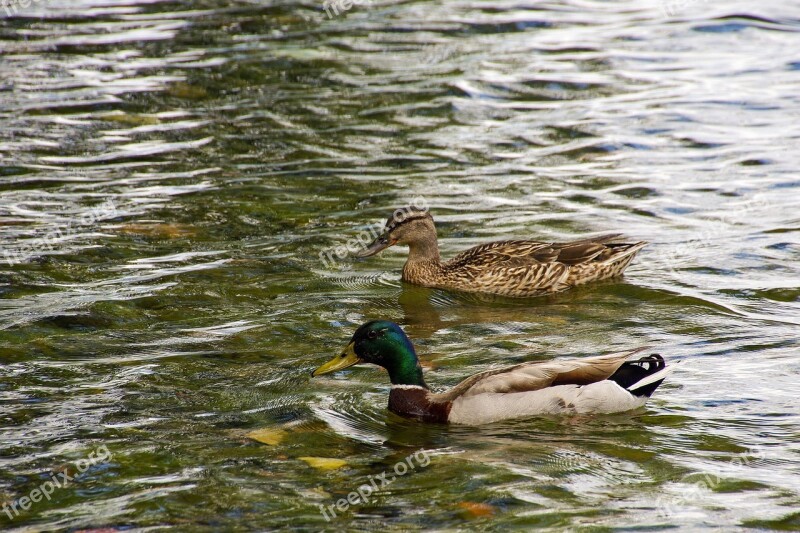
[356,208,646,297]
[312,321,675,425]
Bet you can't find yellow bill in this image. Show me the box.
[312,342,360,377]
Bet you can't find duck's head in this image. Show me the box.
[312,320,427,387]
[356,207,436,258]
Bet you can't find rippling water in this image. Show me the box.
[1,0,799,530]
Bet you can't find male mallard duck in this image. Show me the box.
[356,208,646,297]
[312,321,675,425]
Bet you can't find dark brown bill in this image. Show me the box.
[354,236,393,257]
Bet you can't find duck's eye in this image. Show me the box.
[367,330,378,339]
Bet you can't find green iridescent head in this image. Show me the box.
[312,320,426,387]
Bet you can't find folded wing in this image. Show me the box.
[432,348,647,403]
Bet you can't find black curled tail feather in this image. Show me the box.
[609,354,667,398]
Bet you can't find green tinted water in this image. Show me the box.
[1,0,799,530]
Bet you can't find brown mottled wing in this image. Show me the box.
[550,241,607,265]
[441,240,566,294]
[545,234,634,265]
[430,349,647,403]
[445,235,628,269]
[446,240,558,267]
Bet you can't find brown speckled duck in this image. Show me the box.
[312,321,675,425]
[356,208,646,298]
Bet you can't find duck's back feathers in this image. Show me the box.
[432,349,646,403]
[446,234,624,269]
[428,235,646,297]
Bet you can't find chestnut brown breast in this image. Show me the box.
[388,387,452,423]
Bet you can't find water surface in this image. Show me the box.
[1,0,799,530]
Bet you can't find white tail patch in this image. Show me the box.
[626,360,684,392]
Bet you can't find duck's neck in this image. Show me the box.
[402,232,442,286]
[383,342,428,388]
[406,231,441,265]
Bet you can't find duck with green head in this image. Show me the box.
[312,321,676,425]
